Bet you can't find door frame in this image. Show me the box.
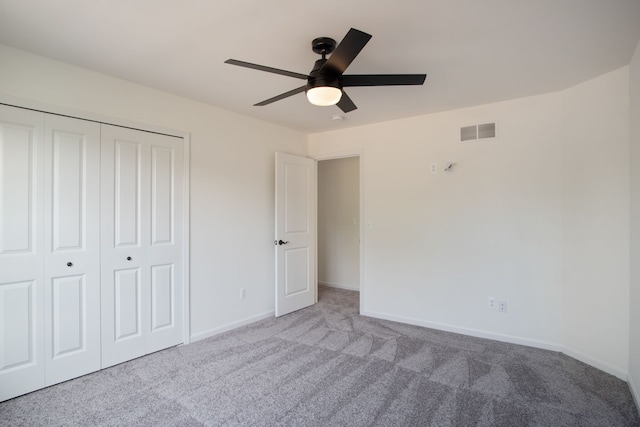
[313,149,364,313]
[0,94,192,345]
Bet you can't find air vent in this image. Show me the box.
[460,122,496,142]
[460,125,477,141]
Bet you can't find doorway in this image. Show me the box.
[317,155,363,309]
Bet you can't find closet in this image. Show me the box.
[0,104,185,401]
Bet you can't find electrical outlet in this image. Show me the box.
[488,297,496,310]
[498,300,507,313]
[240,288,246,300]
[430,163,437,174]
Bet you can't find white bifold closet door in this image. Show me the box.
[0,106,46,401]
[43,115,101,384]
[100,124,183,368]
[0,107,101,400]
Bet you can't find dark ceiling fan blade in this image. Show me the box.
[336,91,357,113]
[225,59,309,80]
[342,74,427,87]
[321,28,372,75]
[254,85,307,106]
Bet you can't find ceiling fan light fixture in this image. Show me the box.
[226,28,426,113]
[306,86,342,106]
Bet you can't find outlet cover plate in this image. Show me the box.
[498,300,507,313]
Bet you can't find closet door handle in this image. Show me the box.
[126,256,132,261]
[66,262,73,267]
[277,240,289,245]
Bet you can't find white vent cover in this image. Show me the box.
[460,122,496,142]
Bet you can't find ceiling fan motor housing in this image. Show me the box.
[306,58,342,92]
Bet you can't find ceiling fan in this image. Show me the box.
[225,28,427,113]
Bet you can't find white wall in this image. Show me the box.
[309,67,631,378]
[561,67,630,376]
[629,39,640,407]
[0,44,308,341]
[310,93,566,348]
[318,157,360,290]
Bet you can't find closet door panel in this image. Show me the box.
[1,282,35,366]
[101,125,149,368]
[114,268,142,340]
[51,130,83,250]
[0,105,45,401]
[0,280,41,401]
[51,275,85,355]
[115,140,141,247]
[1,127,35,254]
[151,146,173,245]
[151,264,173,330]
[43,115,101,386]
[147,135,183,353]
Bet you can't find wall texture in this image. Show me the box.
[318,157,360,290]
[629,39,640,406]
[0,44,308,341]
[309,67,630,378]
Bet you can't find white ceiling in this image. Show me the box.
[0,0,639,133]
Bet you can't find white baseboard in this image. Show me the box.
[362,309,562,352]
[189,310,274,343]
[319,281,359,291]
[562,346,627,381]
[629,373,640,412]
[361,309,627,381]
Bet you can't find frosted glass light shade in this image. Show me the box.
[306,86,342,106]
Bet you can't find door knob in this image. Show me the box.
[66,262,73,267]
[127,256,132,261]
[277,240,289,245]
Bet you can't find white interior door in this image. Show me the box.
[43,115,101,385]
[0,105,45,401]
[275,152,316,316]
[101,124,183,368]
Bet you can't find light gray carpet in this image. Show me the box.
[1,286,639,426]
